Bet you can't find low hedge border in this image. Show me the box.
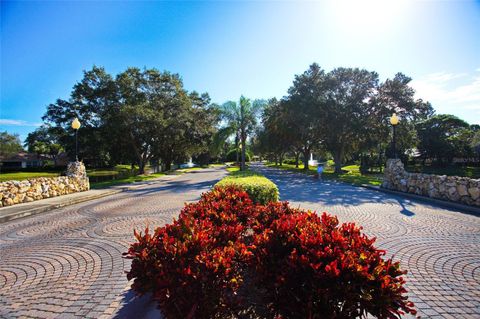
[215,170,279,204]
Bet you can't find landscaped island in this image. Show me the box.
[124,172,417,318]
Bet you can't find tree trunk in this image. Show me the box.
[129,131,145,175]
[138,160,145,175]
[235,133,240,164]
[152,159,160,173]
[295,152,300,168]
[303,149,309,170]
[333,146,344,174]
[240,100,247,171]
[240,129,246,171]
[378,153,383,173]
[165,161,172,171]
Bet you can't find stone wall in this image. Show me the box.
[382,159,480,207]
[0,162,90,207]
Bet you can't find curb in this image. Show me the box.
[0,189,123,224]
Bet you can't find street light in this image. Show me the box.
[71,117,81,161]
[390,113,399,159]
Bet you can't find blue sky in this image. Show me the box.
[1,0,480,142]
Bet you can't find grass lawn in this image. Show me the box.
[87,164,138,177]
[0,171,61,182]
[91,165,213,188]
[226,166,240,173]
[225,164,255,175]
[0,166,135,183]
[405,164,480,179]
[91,164,218,188]
[0,164,212,187]
[90,172,166,189]
[161,166,211,176]
[208,163,226,168]
[228,168,260,178]
[266,162,383,186]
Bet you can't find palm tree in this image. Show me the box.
[220,96,264,171]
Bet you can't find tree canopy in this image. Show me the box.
[38,66,219,173]
[219,96,264,170]
[256,63,439,172]
[0,131,24,158]
[416,114,475,164]
[24,63,477,173]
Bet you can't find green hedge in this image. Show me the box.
[215,171,279,204]
[225,149,251,162]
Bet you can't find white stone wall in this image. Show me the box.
[0,162,90,207]
[382,159,480,207]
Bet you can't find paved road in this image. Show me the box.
[0,167,226,319]
[1,164,479,318]
[252,163,480,319]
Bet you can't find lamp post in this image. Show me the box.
[390,113,399,159]
[71,117,81,161]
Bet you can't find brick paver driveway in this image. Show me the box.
[1,164,479,318]
[252,163,480,319]
[0,167,226,319]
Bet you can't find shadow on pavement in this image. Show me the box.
[127,179,222,197]
[252,163,424,214]
[113,290,163,319]
[398,199,416,216]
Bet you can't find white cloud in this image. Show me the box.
[410,70,480,124]
[423,72,466,84]
[0,119,42,127]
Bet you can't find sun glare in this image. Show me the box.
[327,0,410,36]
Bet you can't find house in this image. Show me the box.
[0,152,47,169]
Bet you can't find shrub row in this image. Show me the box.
[225,149,252,162]
[215,170,279,204]
[124,187,416,319]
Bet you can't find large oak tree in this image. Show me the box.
[41,66,218,173]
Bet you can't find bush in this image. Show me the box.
[125,187,416,319]
[283,158,297,165]
[251,209,416,319]
[124,186,255,319]
[225,149,251,163]
[215,171,279,204]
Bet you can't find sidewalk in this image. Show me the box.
[0,174,180,224]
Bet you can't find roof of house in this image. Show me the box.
[0,152,48,162]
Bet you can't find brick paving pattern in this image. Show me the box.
[253,164,480,319]
[1,164,479,318]
[0,168,226,319]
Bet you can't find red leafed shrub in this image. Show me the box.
[124,186,255,319]
[181,185,257,229]
[125,186,416,319]
[251,211,417,319]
